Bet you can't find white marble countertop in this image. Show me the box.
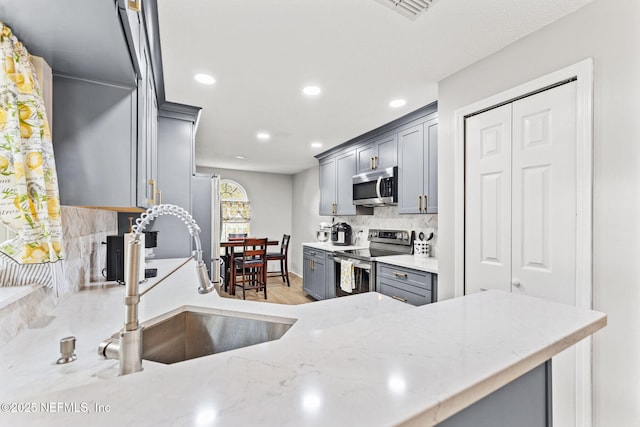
[376,255,439,274]
[303,242,438,273]
[1,259,606,426]
[302,241,368,251]
[0,257,409,402]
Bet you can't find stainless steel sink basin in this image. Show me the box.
[140,308,296,364]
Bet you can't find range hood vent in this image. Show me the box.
[375,0,438,20]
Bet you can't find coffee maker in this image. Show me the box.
[104,231,158,283]
[331,222,352,246]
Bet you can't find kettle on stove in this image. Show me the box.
[331,222,352,246]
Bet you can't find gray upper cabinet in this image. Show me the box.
[136,40,159,208]
[53,76,137,207]
[149,110,196,258]
[335,151,357,215]
[316,102,437,216]
[355,133,397,174]
[319,149,373,216]
[319,157,337,215]
[398,116,438,214]
[47,2,153,209]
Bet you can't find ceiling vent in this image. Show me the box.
[375,0,438,20]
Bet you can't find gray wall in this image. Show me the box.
[197,167,293,269]
[437,0,639,424]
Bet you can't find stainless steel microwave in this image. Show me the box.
[352,166,398,207]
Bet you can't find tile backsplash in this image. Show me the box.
[322,206,438,256]
[61,206,117,290]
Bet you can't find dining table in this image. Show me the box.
[220,239,280,295]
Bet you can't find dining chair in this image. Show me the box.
[222,233,248,292]
[266,234,291,287]
[233,238,268,300]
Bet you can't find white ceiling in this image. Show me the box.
[157,0,593,175]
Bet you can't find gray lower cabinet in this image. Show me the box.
[325,252,336,299]
[398,116,438,214]
[438,361,551,427]
[376,263,437,306]
[303,247,328,300]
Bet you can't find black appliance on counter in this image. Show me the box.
[104,231,159,283]
[333,229,414,297]
[331,222,352,246]
[105,235,125,283]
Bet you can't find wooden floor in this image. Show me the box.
[215,273,315,305]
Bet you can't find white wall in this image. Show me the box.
[197,167,293,263]
[291,166,322,276]
[437,0,639,424]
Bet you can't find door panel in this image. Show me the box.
[319,158,336,215]
[465,81,579,427]
[425,120,438,213]
[511,82,577,305]
[336,151,356,215]
[376,133,397,170]
[397,124,424,214]
[465,104,512,294]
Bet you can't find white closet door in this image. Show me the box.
[511,81,577,305]
[464,104,512,294]
[465,81,579,427]
[512,81,578,427]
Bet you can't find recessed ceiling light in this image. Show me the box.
[311,142,323,148]
[389,99,406,108]
[256,132,270,141]
[303,86,322,96]
[235,155,246,160]
[194,73,215,85]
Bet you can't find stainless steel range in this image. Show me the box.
[333,229,414,297]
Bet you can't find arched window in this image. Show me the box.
[220,179,251,238]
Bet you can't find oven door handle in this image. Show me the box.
[333,256,372,270]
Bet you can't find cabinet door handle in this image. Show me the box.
[374,156,378,169]
[418,196,422,212]
[370,157,373,170]
[423,195,428,212]
[391,295,408,303]
[512,280,521,288]
[394,272,408,279]
[156,189,162,205]
[148,179,156,204]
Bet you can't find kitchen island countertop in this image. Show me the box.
[1,258,605,426]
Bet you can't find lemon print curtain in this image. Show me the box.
[0,23,64,281]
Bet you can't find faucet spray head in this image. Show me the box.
[197,260,214,294]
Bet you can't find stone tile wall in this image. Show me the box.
[324,206,439,256]
[60,206,118,290]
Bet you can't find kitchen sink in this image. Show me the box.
[140,308,296,364]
